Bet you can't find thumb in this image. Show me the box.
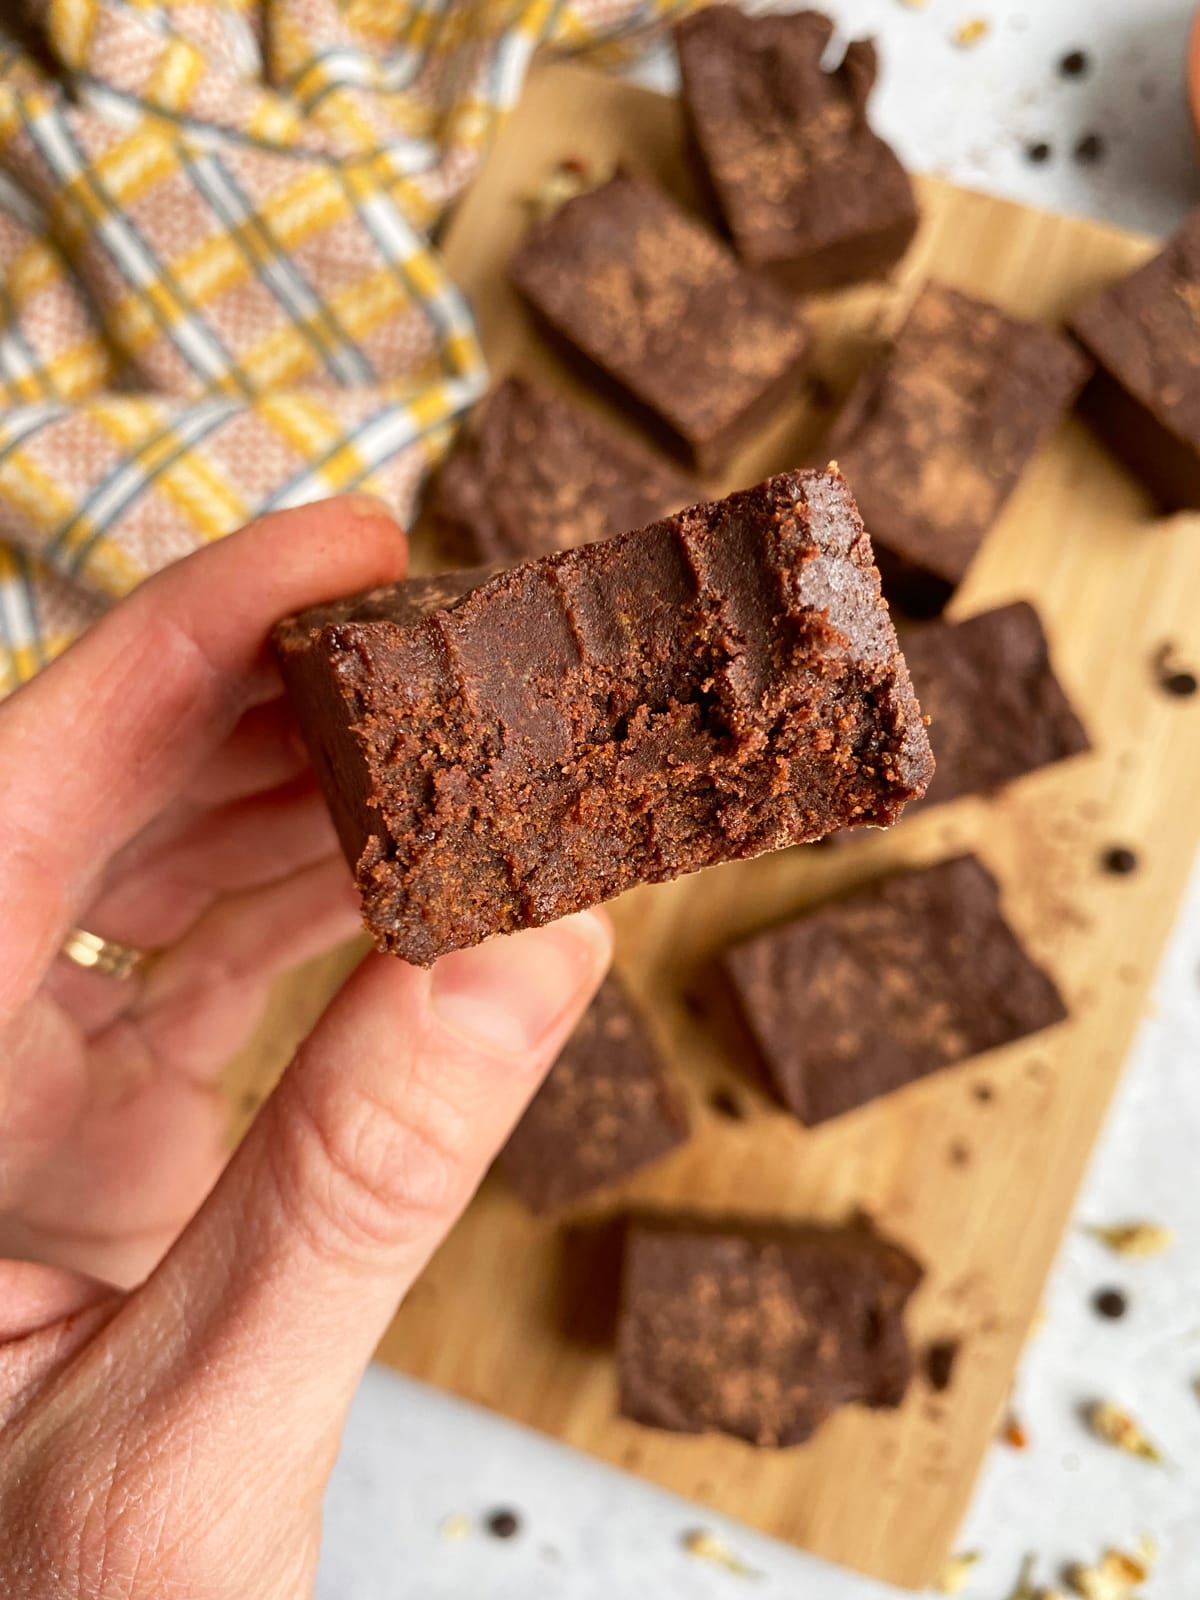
[138,910,610,1436]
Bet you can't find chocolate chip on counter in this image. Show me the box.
[1101,846,1139,876]
[1073,132,1106,165]
[1025,141,1053,165]
[1093,1287,1129,1320]
[486,1510,522,1540]
[1058,49,1091,79]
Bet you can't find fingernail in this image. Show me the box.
[429,911,611,1058]
[342,492,399,522]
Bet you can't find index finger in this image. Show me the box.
[0,496,406,1018]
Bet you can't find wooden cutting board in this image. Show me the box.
[227,64,1200,1590]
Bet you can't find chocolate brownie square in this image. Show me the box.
[501,974,688,1214]
[618,1216,922,1445]
[274,468,933,965]
[1070,213,1200,509]
[829,282,1092,615]
[429,376,698,566]
[677,6,919,293]
[901,601,1090,809]
[719,854,1067,1125]
[509,173,810,474]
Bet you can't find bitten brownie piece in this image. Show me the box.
[1070,213,1200,510]
[676,7,919,293]
[501,975,688,1214]
[719,854,1067,1126]
[274,468,933,966]
[617,1217,922,1445]
[901,601,1090,809]
[829,282,1092,616]
[429,376,698,566]
[508,173,810,474]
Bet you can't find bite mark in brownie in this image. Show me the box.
[1069,213,1200,510]
[676,6,920,293]
[828,282,1092,616]
[718,854,1068,1126]
[501,974,689,1214]
[617,1216,922,1445]
[274,468,933,965]
[429,376,698,567]
[508,173,810,474]
[900,600,1090,809]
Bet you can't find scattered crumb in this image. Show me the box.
[1153,642,1198,698]
[1085,1221,1173,1257]
[949,1140,972,1167]
[1025,140,1053,165]
[1092,1287,1129,1321]
[937,1551,981,1594]
[1058,49,1091,79]
[529,160,601,219]
[925,1339,961,1393]
[439,1513,472,1541]
[708,1086,746,1121]
[1100,846,1139,877]
[1085,1401,1164,1463]
[1003,1414,1030,1450]
[1073,132,1106,166]
[972,1081,995,1104]
[681,1529,760,1578]
[486,1508,521,1539]
[953,19,990,48]
[1194,1376,1200,1404]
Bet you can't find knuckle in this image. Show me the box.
[271,1058,473,1261]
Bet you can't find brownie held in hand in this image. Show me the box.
[829,282,1091,615]
[429,376,697,566]
[501,974,688,1214]
[1070,212,1200,510]
[719,854,1067,1125]
[618,1217,922,1445]
[676,6,919,293]
[274,468,933,965]
[509,173,810,474]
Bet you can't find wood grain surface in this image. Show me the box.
[224,64,1200,1589]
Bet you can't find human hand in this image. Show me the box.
[0,501,611,1596]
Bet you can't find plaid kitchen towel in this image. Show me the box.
[0,0,691,694]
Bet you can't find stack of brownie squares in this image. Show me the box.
[277,5,1193,1450]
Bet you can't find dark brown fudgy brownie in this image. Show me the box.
[1069,213,1200,509]
[676,7,919,293]
[429,376,698,566]
[617,1217,922,1445]
[829,282,1092,616]
[901,601,1090,809]
[508,173,810,474]
[501,975,688,1214]
[719,854,1067,1125]
[274,468,933,966]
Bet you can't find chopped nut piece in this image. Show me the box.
[1086,1401,1164,1462]
[936,1551,981,1594]
[953,19,990,47]
[439,1512,472,1541]
[1066,1544,1154,1599]
[681,1529,760,1578]
[1085,1221,1173,1257]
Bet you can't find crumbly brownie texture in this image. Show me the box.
[829,282,1092,616]
[274,468,933,966]
[676,6,920,293]
[720,853,1067,1126]
[1070,212,1200,510]
[901,601,1090,809]
[429,376,698,566]
[508,173,810,474]
[501,974,689,1214]
[617,1217,922,1445]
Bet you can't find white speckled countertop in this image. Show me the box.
[319,4,1200,1594]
